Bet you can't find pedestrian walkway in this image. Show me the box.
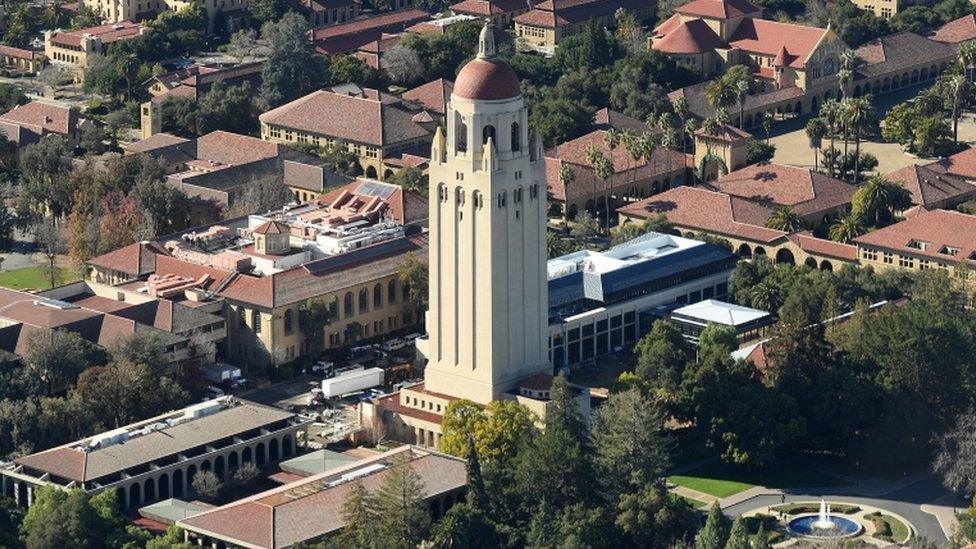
[670,485,718,507]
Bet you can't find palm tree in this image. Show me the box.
[838,68,853,100]
[749,278,783,313]
[958,41,976,82]
[847,97,875,184]
[586,145,615,234]
[765,206,804,232]
[853,175,913,227]
[838,49,858,98]
[705,76,737,116]
[661,127,680,186]
[622,129,641,190]
[805,117,827,172]
[672,96,690,169]
[829,213,868,243]
[820,100,839,178]
[558,163,576,220]
[546,230,565,258]
[118,53,141,102]
[942,74,971,144]
[602,129,621,225]
[723,64,753,128]
[640,130,658,187]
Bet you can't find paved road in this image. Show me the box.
[722,475,952,544]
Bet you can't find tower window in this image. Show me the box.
[511,122,520,151]
[483,124,496,145]
[458,120,467,152]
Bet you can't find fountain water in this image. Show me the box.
[786,498,862,539]
[812,498,835,529]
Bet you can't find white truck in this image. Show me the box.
[321,367,384,398]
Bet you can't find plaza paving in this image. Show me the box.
[764,83,976,176]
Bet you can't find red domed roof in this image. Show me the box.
[453,57,521,101]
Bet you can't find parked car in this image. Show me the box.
[312,360,335,376]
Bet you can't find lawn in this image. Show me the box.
[865,511,910,543]
[0,266,79,291]
[668,459,851,499]
[676,494,707,508]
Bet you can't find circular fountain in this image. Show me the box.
[787,499,863,539]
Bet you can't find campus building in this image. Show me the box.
[0,45,45,74]
[851,0,898,19]
[44,23,144,80]
[849,31,956,98]
[302,0,362,27]
[668,299,773,344]
[0,397,310,509]
[452,0,530,27]
[617,162,860,270]
[0,101,96,148]
[654,0,847,129]
[365,24,590,448]
[853,209,976,278]
[310,8,429,55]
[85,196,428,369]
[177,445,466,547]
[544,109,690,220]
[79,0,249,32]
[259,84,436,181]
[547,232,737,367]
[514,0,654,51]
[146,62,263,104]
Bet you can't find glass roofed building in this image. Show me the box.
[547,232,737,368]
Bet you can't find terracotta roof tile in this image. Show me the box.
[885,163,976,208]
[787,231,858,260]
[934,146,976,179]
[727,18,827,69]
[930,14,976,44]
[652,19,727,54]
[616,185,786,243]
[0,101,84,136]
[401,78,454,115]
[515,0,648,28]
[454,57,521,100]
[854,209,976,263]
[311,9,430,54]
[451,0,528,15]
[854,32,956,79]
[676,0,761,19]
[86,241,168,276]
[50,21,142,47]
[705,162,855,216]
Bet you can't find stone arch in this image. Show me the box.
[201,459,211,473]
[892,75,900,88]
[775,248,795,264]
[584,199,595,213]
[215,455,226,481]
[567,204,578,219]
[683,231,696,238]
[737,243,752,258]
[931,64,938,77]
[116,487,127,510]
[365,165,377,179]
[882,77,890,91]
[283,435,294,458]
[187,465,198,489]
[921,67,929,81]
[228,451,239,472]
[455,112,467,152]
[173,468,184,498]
[129,482,141,509]
[825,90,834,101]
[383,169,394,180]
[911,69,919,83]
[901,72,909,86]
[159,473,170,500]
[811,97,820,113]
[820,260,834,271]
[482,124,495,144]
[744,114,753,128]
[754,246,767,257]
[242,446,253,464]
[805,257,818,268]
[256,442,267,467]
[795,101,802,115]
[270,438,280,462]
[510,122,520,151]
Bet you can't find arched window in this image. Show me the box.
[388,279,397,303]
[483,124,495,144]
[344,292,354,317]
[329,297,338,318]
[373,283,383,308]
[283,309,294,335]
[511,122,520,151]
[359,288,368,313]
[456,113,467,152]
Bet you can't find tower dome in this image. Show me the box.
[453,23,521,101]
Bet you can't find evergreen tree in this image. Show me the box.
[465,436,488,510]
[259,12,330,107]
[752,523,772,549]
[592,388,670,497]
[372,458,431,549]
[634,320,691,392]
[337,481,372,549]
[517,375,593,511]
[695,502,730,549]
[724,517,749,549]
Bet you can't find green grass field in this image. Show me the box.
[0,266,79,290]
[865,511,910,543]
[668,459,851,499]
[676,494,708,508]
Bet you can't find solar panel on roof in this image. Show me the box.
[356,179,397,199]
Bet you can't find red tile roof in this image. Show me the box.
[727,18,828,69]
[931,14,976,44]
[49,21,142,47]
[451,0,528,15]
[253,220,288,235]
[705,162,855,216]
[652,19,727,54]
[259,88,431,146]
[545,130,689,201]
[934,146,976,179]
[787,231,858,260]
[196,131,279,166]
[0,101,84,136]
[616,185,787,243]
[676,0,761,19]
[515,0,648,28]
[653,13,684,35]
[311,9,430,54]
[401,78,454,115]
[885,163,976,209]
[86,241,168,276]
[454,57,521,101]
[0,45,42,60]
[854,209,976,263]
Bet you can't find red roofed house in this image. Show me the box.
[259,84,436,181]
[617,162,859,270]
[853,209,976,277]
[451,0,530,26]
[44,22,144,81]
[0,45,45,74]
[930,13,976,45]
[514,0,654,50]
[311,8,429,55]
[0,101,95,147]
[302,0,362,27]
[884,163,976,215]
[654,0,849,130]
[545,120,690,220]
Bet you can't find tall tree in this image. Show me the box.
[725,517,749,549]
[829,213,868,243]
[259,12,330,107]
[805,117,827,171]
[397,252,428,322]
[852,175,913,227]
[373,457,432,549]
[337,481,373,549]
[23,329,93,396]
[765,206,804,232]
[592,388,671,497]
[634,320,691,393]
[933,410,976,497]
[696,502,730,549]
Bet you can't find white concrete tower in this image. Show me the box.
[420,23,550,404]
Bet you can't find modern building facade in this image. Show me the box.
[547,232,737,367]
[0,397,310,509]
